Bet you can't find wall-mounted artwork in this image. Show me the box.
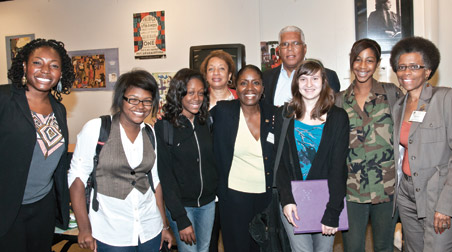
[260,41,281,72]
[355,0,413,53]
[5,34,35,78]
[152,72,174,112]
[133,11,166,59]
[68,48,119,91]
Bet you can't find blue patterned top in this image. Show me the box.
[294,120,324,180]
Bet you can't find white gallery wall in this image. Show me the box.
[1,0,450,143]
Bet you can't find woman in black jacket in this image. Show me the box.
[211,65,276,252]
[275,61,349,252]
[0,39,74,251]
[155,68,217,252]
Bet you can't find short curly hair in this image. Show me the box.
[199,50,236,89]
[390,36,440,80]
[7,38,75,101]
[163,68,209,128]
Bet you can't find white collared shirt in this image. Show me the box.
[274,64,295,106]
[68,117,162,246]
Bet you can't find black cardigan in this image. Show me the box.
[0,84,69,236]
[211,99,276,202]
[275,105,349,227]
[155,115,217,231]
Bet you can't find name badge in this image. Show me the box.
[267,132,275,144]
[409,111,426,122]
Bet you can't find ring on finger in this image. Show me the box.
[443,224,448,228]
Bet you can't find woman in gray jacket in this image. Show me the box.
[390,36,452,251]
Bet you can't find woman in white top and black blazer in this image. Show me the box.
[211,65,276,252]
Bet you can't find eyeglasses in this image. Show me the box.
[396,65,425,71]
[123,96,153,106]
[279,41,304,49]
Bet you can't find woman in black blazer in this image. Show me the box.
[211,65,276,252]
[275,61,349,252]
[0,39,74,252]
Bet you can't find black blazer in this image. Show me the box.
[0,84,70,236]
[211,99,276,201]
[275,105,349,227]
[263,65,341,105]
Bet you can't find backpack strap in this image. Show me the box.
[90,115,111,212]
[163,119,174,146]
[144,124,156,149]
[144,124,156,194]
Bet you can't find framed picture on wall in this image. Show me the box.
[260,41,281,72]
[5,34,35,78]
[68,48,119,91]
[133,11,166,59]
[151,72,175,117]
[355,0,413,53]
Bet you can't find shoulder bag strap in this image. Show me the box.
[273,103,291,187]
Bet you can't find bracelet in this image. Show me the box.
[162,226,170,230]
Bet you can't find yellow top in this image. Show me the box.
[228,108,266,193]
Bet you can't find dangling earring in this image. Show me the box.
[22,64,27,86]
[22,75,27,86]
[57,79,63,93]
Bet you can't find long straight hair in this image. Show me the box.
[289,60,334,120]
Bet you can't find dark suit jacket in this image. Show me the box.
[0,84,70,236]
[210,99,276,201]
[368,9,400,38]
[275,105,349,227]
[263,65,341,106]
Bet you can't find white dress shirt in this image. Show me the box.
[274,64,295,106]
[68,117,162,246]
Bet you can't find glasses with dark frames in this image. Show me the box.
[123,96,153,106]
[396,65,425,71]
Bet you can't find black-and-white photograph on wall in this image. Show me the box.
[355,0,413,53]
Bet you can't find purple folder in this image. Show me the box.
[291,179,348,234]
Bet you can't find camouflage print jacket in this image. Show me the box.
[336,79,402,204]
